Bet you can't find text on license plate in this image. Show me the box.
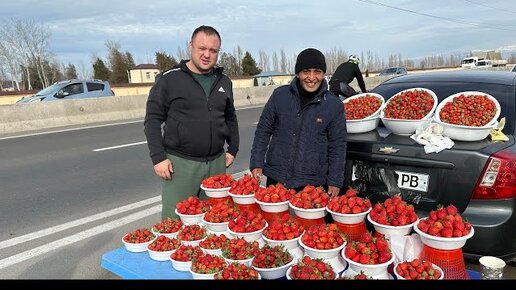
[395,171,429,192]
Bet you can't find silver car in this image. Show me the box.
[17,79,114,103]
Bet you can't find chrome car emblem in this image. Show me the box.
[379,147,399,154]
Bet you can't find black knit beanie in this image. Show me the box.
[295,48,326,74]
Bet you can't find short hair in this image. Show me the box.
[191,25,221,43]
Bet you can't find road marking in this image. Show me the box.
[93,141,147,152]
[0,120,143,141]
[0,196,161,250]
[0,205,161,270]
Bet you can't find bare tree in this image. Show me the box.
[258,49,270,72]
[0,40,21,90]
[271,51,279,72]
[279,49,288,73]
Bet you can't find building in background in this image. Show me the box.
[128,64,159,84]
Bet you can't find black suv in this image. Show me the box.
[344,70,516,262]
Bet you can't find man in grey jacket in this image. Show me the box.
[144,25,239,219]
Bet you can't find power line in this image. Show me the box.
[356,0,516,32]
[462,0,516,15]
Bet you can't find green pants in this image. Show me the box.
[161,153,226,219]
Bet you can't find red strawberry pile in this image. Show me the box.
[175,196,210,215]
[344,232,392,265]
[301,223,345,250]
[228,174,260,195]
[123,228,156,244]
[344,94,383,120]
[252,244,293,268]
[147,235,181,252]
[191,253,227,274]
[327,188,372,214]
[228,211,267,233]
[395,258,442,280]
[263,218,305,241]
[221,238,260,261]
[338,271,372,280]
[439,94,496,127]
[177,224,207,241]
[199,234,229,250]
[369,195,418,226]
[202,173,234,189]
[152,217,183,234]
[203,201,240,223]
[417,205,472,237]
[170,245,204,262]
[383,89,434,119]
[254,183,295,203]
[289,185,330,209]
[289,256,336,280]
[214,263,260,280]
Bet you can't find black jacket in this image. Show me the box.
[329,61,367,93]
[144,60,239,165]
[250,79,347,188]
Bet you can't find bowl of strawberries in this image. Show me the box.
[146,235,181,261]
[380,88,438,135]
[341,232,394,278]
[214,262,261,280]
[289,185,329,219]
[198,234,229,256]
[177,224,208,247]
[254,184,295,213]
[189,253,228,280]
[343,93,385,134]
[227,174,260,205]
[200,173,234,198]
[121,228,156,253]
[252,244,295,280]
[326,188,372,224]
[175,196,210,225]
[169,245,204,272]
[367,195,419,236]
[433,91,500,141]
[413,205,474,250]
[262,219,305,250]
[227,211,267,242]
[151,217,183,239]
[202,201,240,233]
[394,258,444,280]
[221,238,260,267]
[299,223,346,260]
[286,256,337,280]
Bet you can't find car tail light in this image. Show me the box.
[472,149,516,199]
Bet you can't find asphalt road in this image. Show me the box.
[0,105,514,279]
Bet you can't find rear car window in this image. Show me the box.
[372,81,515,135]
[86,82,105,92]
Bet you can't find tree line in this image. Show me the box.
[2,19,515,91]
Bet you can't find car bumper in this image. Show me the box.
[462,198,516,262]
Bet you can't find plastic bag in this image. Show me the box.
[387,233,424,263]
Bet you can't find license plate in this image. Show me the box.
[395,171,429,192]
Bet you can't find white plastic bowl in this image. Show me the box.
[253,259,294,280]
[344,93,385,119]
[367,214,415,236]
[289,203,327,219]
[227,191,256,205]
[346,116,381,134]
[227,222,267,242]
[286,264,337,280]
[147,247,175,261]
[255,199,289,213]
[223,256,254,267]
[327,207,371,224]
[200,184,231,198]
[380,87,438,135]
[170,257,192,272]
[434,119,498,142]
[342,247,395,276]
[413,219,475,250]
[121,235,156,253]
[180,236,206,247]
[175,208,206,225]
[434,91,500,126]
[201,216,229,233]
[394,261,444,280]
[151,227,180,239]
[262,235,301,250]
[189,269,217,280]
[299,234,346,260]
[200,247,222,256]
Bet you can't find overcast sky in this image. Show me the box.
[2,0,515,69]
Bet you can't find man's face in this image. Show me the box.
[188,32,221,73]
[297,69,325,93]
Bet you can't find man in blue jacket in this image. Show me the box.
[144,25,239,219]
[250,48,347,197]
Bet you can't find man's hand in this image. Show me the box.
[252,168,263,181]
[328,186,340,198]
[225,152,235,168]
[154,159,174,180]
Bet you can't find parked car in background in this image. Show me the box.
[512,65,516,72]
[16,79,114,103]
[345,70,516,262]
[378,67,408,77]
